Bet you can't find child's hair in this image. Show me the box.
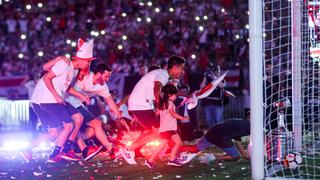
[158,84,178,110]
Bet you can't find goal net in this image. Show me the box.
[260,0,320,179]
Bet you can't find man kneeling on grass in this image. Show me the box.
[178,114,250,164]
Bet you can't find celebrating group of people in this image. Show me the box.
[19,38,250,169]
[20,39,129,163]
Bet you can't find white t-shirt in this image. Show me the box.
[128,69,169,110]
[66,72,111,108]
[31,60,76,104]
[159,101,177,133]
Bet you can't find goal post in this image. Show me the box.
[250,0,320,179]
[291,0,303,153]
[249,0,265,179]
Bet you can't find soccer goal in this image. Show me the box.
[250,0,320,179]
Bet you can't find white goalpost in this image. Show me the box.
[249,0,264,179]
[250,0,320,179]
[291,0,303,153]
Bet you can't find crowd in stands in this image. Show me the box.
[0,0,249,81]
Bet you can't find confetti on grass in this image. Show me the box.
[33,172,42,176]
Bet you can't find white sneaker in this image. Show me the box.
[178,151,201,164]
[198,153,216,163]
[119,148,137,165]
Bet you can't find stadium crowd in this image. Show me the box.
[0,0,249,80]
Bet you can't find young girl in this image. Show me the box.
[144,84,189,168]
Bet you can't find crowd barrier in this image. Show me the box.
[0,99,30,129]
[224,96,245,119]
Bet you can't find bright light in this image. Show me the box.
[38,51,44,57]
[39,142,47,148]
[137,17,142,22]
[33,141,54,151]
[146,140,160,147]
[247,38,250,42]
[203,15,208,20]
[37,3,43,8]
[117,45,123,50]
[245,24,249,29]
[90,31,95,36]
[20,34,26,40]
[195,16,200,21]
[126,141,132,146]
[26,4,31,10]
[146,17,152,23]
[122,35,127,40]
[247,11,250,15]
[263,33,266,37]
[235,34,240,39]
[100,30,105,35]
[87,19,92,23]
[154,141,160,146]
[221,8,225,13]
[139,2,144,6]
[65,53,71,58]
[198,26,204,31]
[71,41,77,47]
[121,13,127,17]
[3,141,30,151]
[18,53,24,59]
[66,39,71,44]
[5,0,10,2]
[147,1,152,6]
[155,7,160,13]
[46,17,51,22]
[94,31,99,37]
[191,54,196,59]
[169,7,174,12]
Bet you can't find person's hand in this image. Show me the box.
[79,94,90,105]
[54,95,65,104]
[184,116,190,120]
[241,151,250,160]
